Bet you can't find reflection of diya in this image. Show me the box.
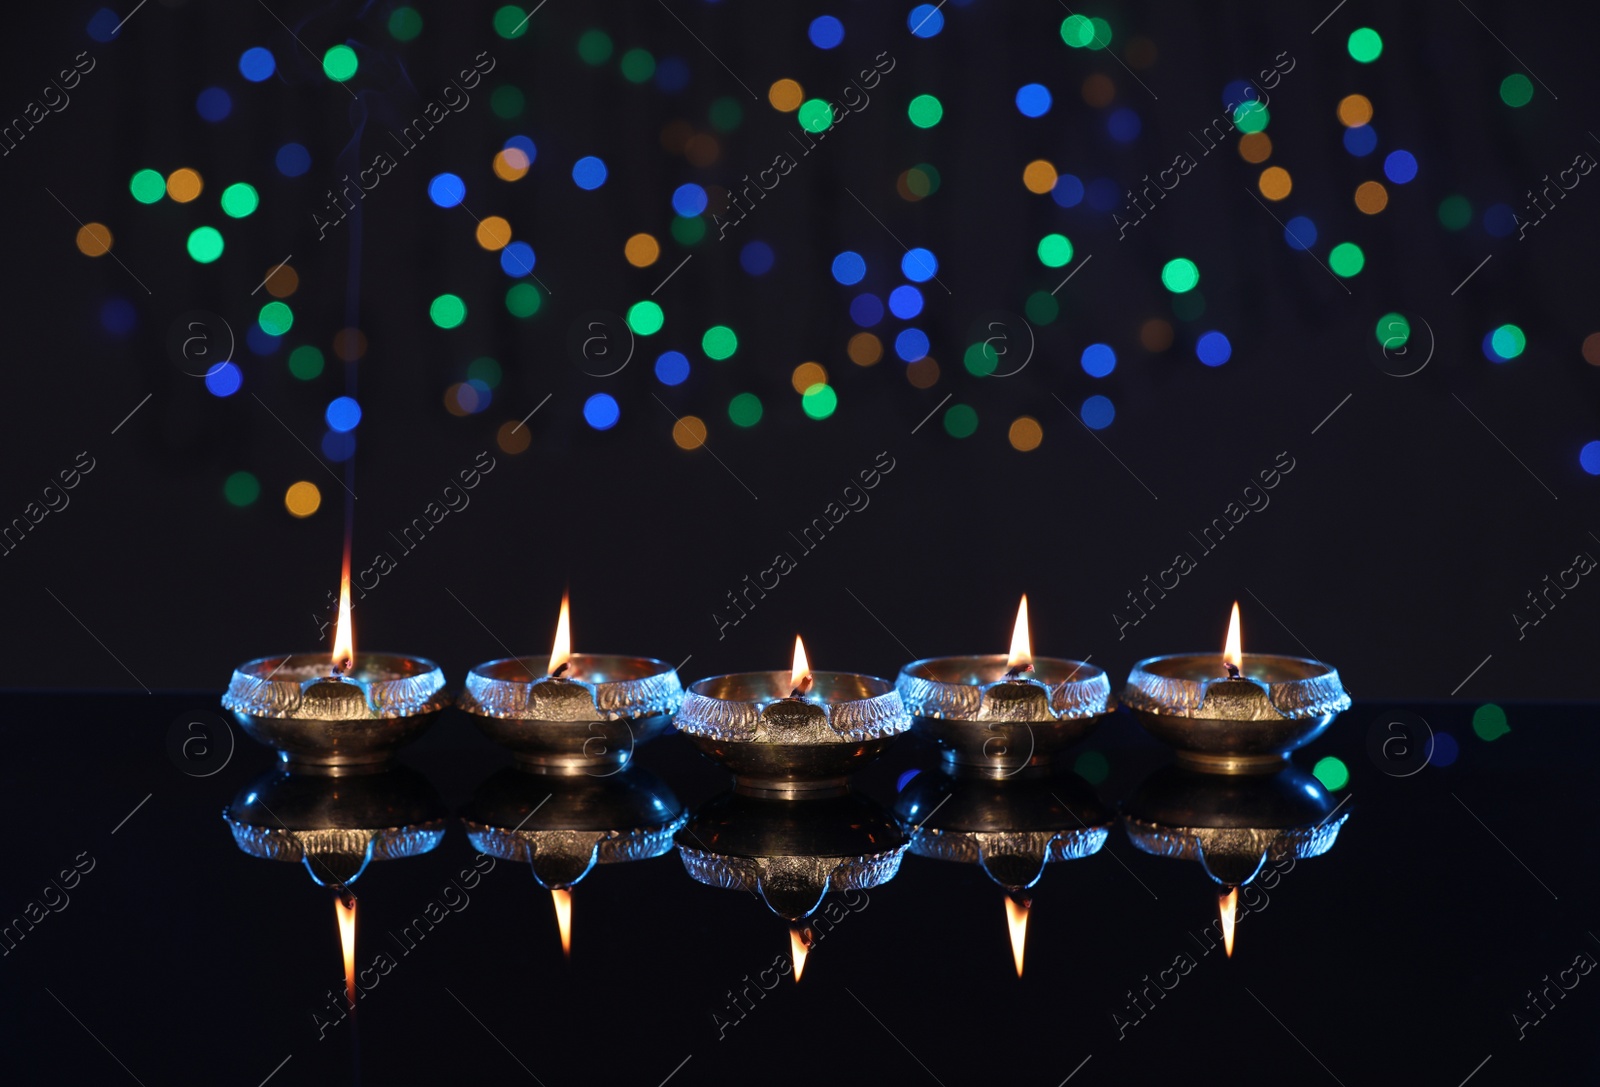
[462,764,686,958]
[1122,603,1350,774]
[897,597,1113,776]
[223,763,448,888]
[677,790,907,981]
[893,767,1111,975]
[458,595,682,773]
[675,636,910,797]
[1122,762,1350,956]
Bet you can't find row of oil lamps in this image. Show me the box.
[223,755,1349,980]
[222,592,1352,786]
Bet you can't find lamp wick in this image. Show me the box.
[1004,661,1033,679]
[1224,661,1241,679]
[550,661,571,679]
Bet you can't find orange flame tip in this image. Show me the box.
[789,926,810,982]
[1223,601,1243,675]
[332,551,355,674]
[1219,887,1238,958]
[334,891,357,1008]
[1004,895,1030,978]
[1006,595,1032,671]
[551,888,572,960]
[548,593,572,677]
[789,635,811,692]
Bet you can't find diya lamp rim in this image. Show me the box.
[458,653,684,722]
[1122,651,1350,721]
[896,654,1115,723]
[675,669,910,746]
[223,652,450,720]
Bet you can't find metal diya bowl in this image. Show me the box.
[674,670,910,797]
[1121,653,1351,774]
[1122,763,1350,886]
[457,654,682,773]
[461,764,686,889]
[223,763,448,887]
[222,653,449,769]
[897,655,1113,776]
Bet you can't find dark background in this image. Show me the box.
[3,0,1597,698]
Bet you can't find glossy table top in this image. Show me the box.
[1,693,1591,1084]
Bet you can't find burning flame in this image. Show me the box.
[334,890,357,1008]
[551,888,572,959]
[1006,594,1032,671]
[1219,887,1238,958]
[789,926,811,982]
[1004,895,1030,978]
[789,635,812,693]
[1223,601,1243,675]
[331,549,355,674]
[548,592,572,677]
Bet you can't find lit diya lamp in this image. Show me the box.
[1122,763,1350,957]
[1121,602,1350,774]
[458,593,683,772]
[677,790,907,982]
[461,764,686,960]
[675,636,911,796]
[223,763,448,1009]
[222,547,449,768]
[893,768,1112,976]
[896,595,1114,776]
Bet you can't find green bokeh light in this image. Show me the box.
[220,182,259,218]
[1025,290,1059,325]
[1161,257,1199,293]
[258,301,294,336]
[492,6,528,39]
[1329,242,1365,277]
[627,300,665,336]
[943,403,978,438]
[288,345,325,380]
[490,85,525,119]
[1060,14,1094,47]
[430,293,467,329]
[1491,324,1526,359]
[728,392,763,427]
[1375,312,1410,349]
[224,471,260,507]
[1312,756,1350,791]
[1347,27,1383,63]
[801,383,838,420]
[1074,750,1110,784]
[1037,233,1074,267]
[1233,101,1270,133]
[577,28,613,65]
[620,48,656,83]
[709,97,744,132]
[671,215,706,246]
[322,44,358,82]
[130,169,165,204]
[963,342,998,377]
[468,357,502,387]
[907,94,943,128]
[702,325,738,360]
[1499,73,1533,108]
[389,7,422,40]
[1438,194,1473,231]
[186,226,224,263]
[1472,703,1510,741]
[505,282,542,318]
[1086,17,1112,50]
[797,98,836,133]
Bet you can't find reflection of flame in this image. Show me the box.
[548,592,572,677]
[334,890,357,1007]
[789,926,811,982]
[1006,594,1032,671]
[551,888,572,959]
[1219,887,1238,958]
[789,635,811,692]
[332,548,354,673]
[1004,895,1030,977]
[1223,601,1243,675]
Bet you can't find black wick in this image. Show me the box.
[788,674,814,699]
[550,661,571,679]
[1224,661,1241,679]
[1003,661,1034,679]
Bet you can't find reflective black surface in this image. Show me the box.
[3,694,1594,1084]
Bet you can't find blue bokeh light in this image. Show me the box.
[239,47,276,82]
[246,325,281,355]
[500,241,536,276]
[902,247,938,282]
[572,156,608,190]
[205,361,243,397]
[908,4,944,36]
[325,396,362,432]
[1483,203,1517,238]
[503,135,537,163]
[849,293,884,327]
[1080,343,1116,377]
[1015,83,1052,117]
[86,8,121,42]
[1051,173,1085,208]
[831,251,866,285]
[672,183,708,216]
[583,392,620,430]
[1107,108,1141,142]
[740,240,775,275]
[808,15,845,48]
[1081,394,1115,429]
[196,87,232,122]
[275,143,311,177]
[1343,124,1377,157]
[428,173,465,207]
[1384,149,1418,184]
[1580,441,1600,476]
[1196,331,1232,366]
[1284,215,1318,250]
[888,284,924,319]
[655,351,690,386]
[895,327,929,361]
[1429,731,1460,767]
[321,430,356,462]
